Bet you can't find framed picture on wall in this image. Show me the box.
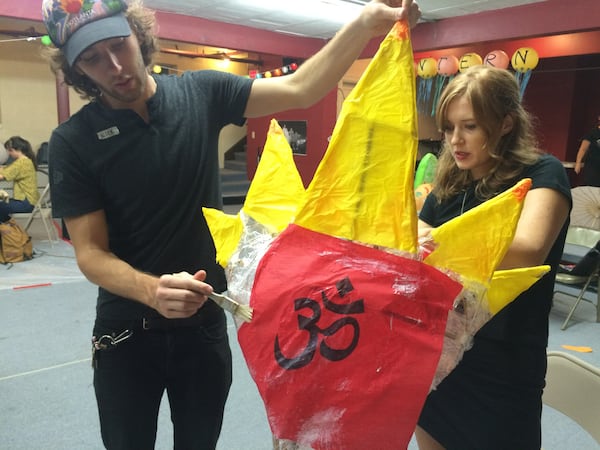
[280,120,307,155]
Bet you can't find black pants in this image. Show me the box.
[92,315,232,450]
[582,163,600,187]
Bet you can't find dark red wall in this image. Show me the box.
[246,90,337,187]
[6,0,600,186]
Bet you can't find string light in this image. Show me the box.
[4,34,300,82]
[0,35,52,45]
[250,62,298,79]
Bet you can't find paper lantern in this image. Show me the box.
[437,55,459,76]
[204,20,548,449]
[414,183,433,211]
[414,153,438,189]
[511,47,539,73]
[265,71,272,78]
[483,50,510,69]
[417,57,437,79]
[459,52,482,73]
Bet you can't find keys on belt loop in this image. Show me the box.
[92,329,133,351]
[91,329,133,369]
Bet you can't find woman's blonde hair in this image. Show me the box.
[42,0,159,100]
[432,65,540,202]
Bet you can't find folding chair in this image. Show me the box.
[11,183,59,245]
[553,226,600,330]
[543,351,600,444]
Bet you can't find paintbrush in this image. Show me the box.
[208,291,253,323]
[172,271,253,322]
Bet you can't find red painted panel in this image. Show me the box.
[411,0,600,52]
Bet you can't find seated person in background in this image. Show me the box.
[0,136,40,223]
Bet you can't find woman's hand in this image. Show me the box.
[153,270,213,318]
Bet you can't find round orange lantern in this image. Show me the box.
[414,183,433,211]
[437,55,459,77]
[483,50,510,69]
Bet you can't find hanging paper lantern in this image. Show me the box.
[511,47,539,73]
[511,47,540,98]
[431,56,459,116]
[40,35,52,46]
[459,53,482,73]
[483,50,509,69]
[281,66,290,74]
[152,65,162,74]
[437,55,459,77]
[265,71,272,78]
[274,68,282,77]
[290,62,298,71]
[417,57,437,79]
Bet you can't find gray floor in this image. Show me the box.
[1,229,599,449]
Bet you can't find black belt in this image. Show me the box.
[96,312,218,332]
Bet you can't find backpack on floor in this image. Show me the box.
[0,218,33,264]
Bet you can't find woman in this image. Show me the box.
[0,136,39,223]
[415,66,571,450]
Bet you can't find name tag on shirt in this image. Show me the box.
[97,127,120,140]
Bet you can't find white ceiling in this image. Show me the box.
[144,0,547,39]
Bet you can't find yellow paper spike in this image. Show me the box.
[202,207,243,267]
[295,21,418,254]
[425,178,531,283]
[243,119,306,233]
[487,265,550,315]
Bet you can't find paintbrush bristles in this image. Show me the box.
[171,272,253,323]
[208,292,253,323]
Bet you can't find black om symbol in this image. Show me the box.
[274,277,365,370]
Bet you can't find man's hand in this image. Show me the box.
[360,0,421,37]
[153,270,213,318]
[0,189,9,203]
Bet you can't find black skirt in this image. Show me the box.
[418,336,547,450]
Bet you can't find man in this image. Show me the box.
[574,115,600,186]
[41,0,420,448]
